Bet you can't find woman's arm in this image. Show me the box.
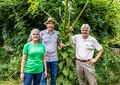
[43,54,47,78]
[20,54,27,80]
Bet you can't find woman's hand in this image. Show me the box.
[44,70,47,78]
[20,72,24,81]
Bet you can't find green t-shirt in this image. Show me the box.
[23,42,45,73]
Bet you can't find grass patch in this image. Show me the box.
[0,80,23,85]
[0,80,119,85]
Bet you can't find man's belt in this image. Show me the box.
[76,58,91,62]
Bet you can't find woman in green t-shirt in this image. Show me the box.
[20,28,47,85]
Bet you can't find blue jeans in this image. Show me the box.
[41,61,58,85]
[24,73,42,85]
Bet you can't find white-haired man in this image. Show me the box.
[71,24,103,85]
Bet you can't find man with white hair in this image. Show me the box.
[71,24,103,85]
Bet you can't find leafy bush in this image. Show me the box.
[0,0,120,85]
[0,64,9,80]
[96,45,120,84]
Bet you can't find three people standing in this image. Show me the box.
[20,17,103,85]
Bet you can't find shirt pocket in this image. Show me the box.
[85,42,94,50]
[42,35,50,45]
[51,34,58,44]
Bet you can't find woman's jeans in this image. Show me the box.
[24,73,42,85]
[41,61,58,85]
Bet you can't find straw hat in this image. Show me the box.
[44,17,57,25]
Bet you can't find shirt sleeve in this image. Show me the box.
[71,35,76,45]
[39,31,42,43]
[93,38,102,51]
[23,44,28,54]
[57,31,62,43]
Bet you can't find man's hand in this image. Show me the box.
[89,58,97,64]
[59,42,66,48]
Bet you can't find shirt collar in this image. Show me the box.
[46,29,55,34]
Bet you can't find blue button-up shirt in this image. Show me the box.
[40,29,59,62]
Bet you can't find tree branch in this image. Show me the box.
[40,6,59,24]
[72,0,90,28]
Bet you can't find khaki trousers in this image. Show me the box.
[76,60,97,85]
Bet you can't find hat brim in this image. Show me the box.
[44,20,57,25]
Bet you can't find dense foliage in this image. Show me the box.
[0,0,120,84]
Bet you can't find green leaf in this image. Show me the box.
[62,67,69,77]
[56,74,64,85]
[66,57,72,67]
[69,70,74,80]
[61,51,68,59]
[58,61,64,70]
[62,78,73,85]
[67,48,75,53]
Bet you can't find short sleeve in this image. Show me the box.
[93,38,102,51]
[23,44,28,54]
[71,35,76,45]
[39,31,42,42]
[57,31,61,43]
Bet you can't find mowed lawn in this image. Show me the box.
[0,80,120,85]
[0,80,23,85]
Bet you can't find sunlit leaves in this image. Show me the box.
[62,67,69,77]
[27,0,42,15]
[61,51,68,59]
[58,61,64,70]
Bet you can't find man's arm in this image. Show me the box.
[90,38,103,63]
[95,49,103,61]
[90,49,103,63]
[71,35,76,48]
[57,32,66,48]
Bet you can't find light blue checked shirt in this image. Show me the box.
[40,29,59,62]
